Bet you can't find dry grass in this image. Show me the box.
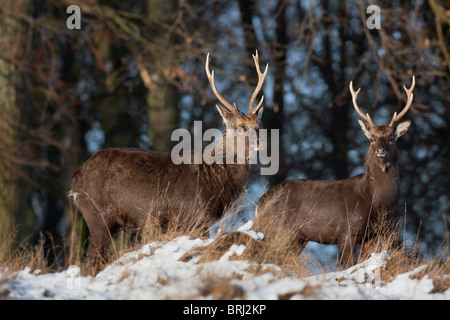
[409,257,450,293]
[181,228,313,280]
[277,283,321,300]
[196,273,246,299]
[0,194,448,298]
[102,204,212,267]
[378,248,450,293]
[188,208,450,297]
[0,206,210,277]
[0,199,87,274]
[0,232,56,274]
[352,210,450,292]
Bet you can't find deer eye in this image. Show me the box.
[389,137,394,144]
[369,137,375,143]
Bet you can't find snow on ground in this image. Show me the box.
[1,234,449,300]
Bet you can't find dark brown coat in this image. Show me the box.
[255,76,415,267]
[70,51,268,271]
[256,122,411,266]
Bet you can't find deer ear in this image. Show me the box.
[395,120,411,140]
[216,105,233,125]
[358,119,372,140]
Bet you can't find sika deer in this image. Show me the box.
[255,76,415,267]
[70,51,268,271]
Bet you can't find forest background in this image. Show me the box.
[0,0,448,265]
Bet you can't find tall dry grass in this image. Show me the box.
[0,195,219,275]
[353,210,450,292]
[0,194,448,294]
[0,202,86,274]
[180,206,316,279]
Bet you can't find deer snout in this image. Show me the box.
[376,147,388,158]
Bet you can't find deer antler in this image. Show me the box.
[248,50,268,115]
[205,53,238,114]
[389,75,415,127]
[349,81,375,127]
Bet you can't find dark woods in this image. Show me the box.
[0,0,448,265]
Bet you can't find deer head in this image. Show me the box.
[349,76,415,172]
[205,51,268,159]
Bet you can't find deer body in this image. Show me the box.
[71,148,250,265]
[71,52,268,271]
[256,77,415,267]
[72,148,250,226]
[257,129,401,263]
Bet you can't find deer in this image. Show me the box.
[70,51,268,271]
[255,76,415,267]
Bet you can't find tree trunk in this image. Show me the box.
[320,0,349,180]
[146,0,180,152]
[0,0,30,250]
[266,0,288,186]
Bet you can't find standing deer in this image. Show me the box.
[255,76,415,267]
[70,51,268,271]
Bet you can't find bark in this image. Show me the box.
[145,0,180,152]
[0,0,30,248]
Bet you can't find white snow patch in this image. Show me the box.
[237,220,264,240]
[1,224,449,300]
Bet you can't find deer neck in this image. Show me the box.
[197,157,249,218]
[208,131,255,166]
[216,134,251,185]
[363,152,399,212]
[200,135,251,204]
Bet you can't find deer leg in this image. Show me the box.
[76,195,111,272]
[87,232,108,272]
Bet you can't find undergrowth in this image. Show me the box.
[0,196,448,295]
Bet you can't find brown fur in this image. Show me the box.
[70,110,263,271]
[71,52,269,272]
[255,121,411,267]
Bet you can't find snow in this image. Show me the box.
[1,230,449,300]
[235,219,264,242]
